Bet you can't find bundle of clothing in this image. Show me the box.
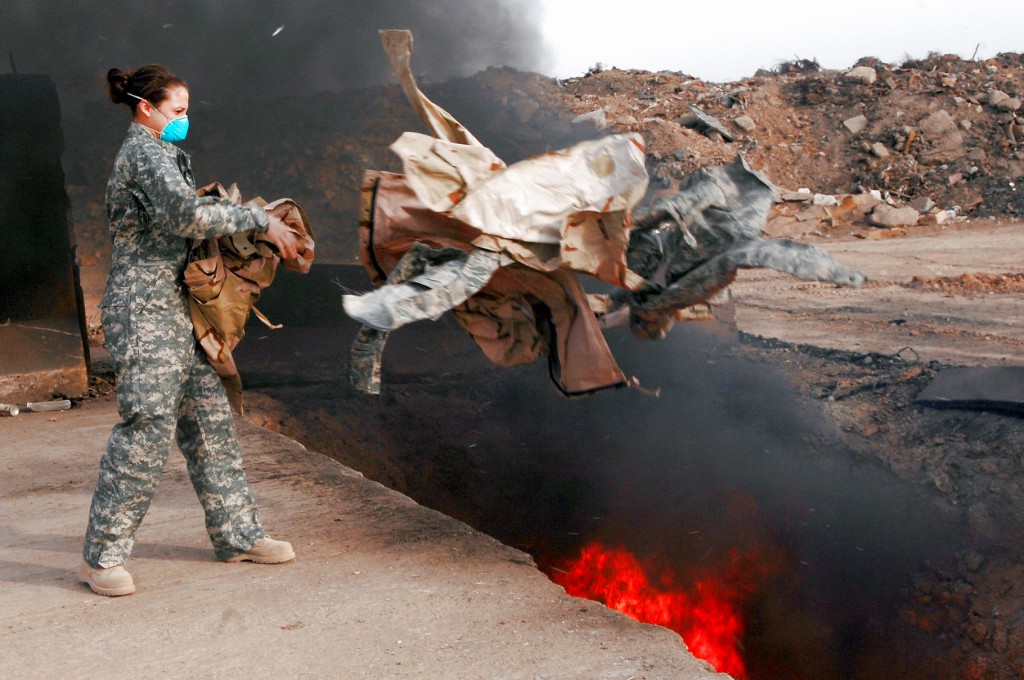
[343,30,863,397]
[185,182,314,411]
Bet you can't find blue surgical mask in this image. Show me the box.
[128,93,190,143]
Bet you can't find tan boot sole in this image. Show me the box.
[225,548,296,564]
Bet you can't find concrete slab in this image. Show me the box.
[0,397,723,679]
[0,317,89,404]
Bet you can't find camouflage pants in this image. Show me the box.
[83,272,264,568]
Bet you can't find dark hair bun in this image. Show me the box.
[107,68,130,104]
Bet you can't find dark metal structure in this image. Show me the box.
[0,74,90,404]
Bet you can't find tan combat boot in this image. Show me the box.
[225,536,295,564]
[80,561,136,597]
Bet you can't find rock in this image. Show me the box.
[988,89,1010,107]
[779,189,812,202]
[968,620,990,644]
[870,142,890,158]
[571,109,608,129]
[869,204,919,227]
[510,97,540,124]
[910,196,935,212]
[916,110,965,164]
[865,227,906,239]
[993,626,1010,653]
[995,97,1021,112]
[919,109,957,136]
[966,148,986,162]
[967,502,997,541]
[921,210,953,225]
[733,115,756,132]
[830,193,878,221]
[795,204,830,222]
[844,66,877,85]
[764,214,819,238]
[843,114,869,134]
[963,551,985,572]
[959,119,972,131]
[933,471,955,494]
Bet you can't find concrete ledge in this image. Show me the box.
[0,317,89,404]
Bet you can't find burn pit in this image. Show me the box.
[233,263,966,680]
[40,11,1024,672]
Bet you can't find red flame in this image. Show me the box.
[550,542,777,679]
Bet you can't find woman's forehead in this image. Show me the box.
[164,85,189,107]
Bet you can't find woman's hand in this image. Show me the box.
[265,215,300,260]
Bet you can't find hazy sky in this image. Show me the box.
[539,0,1024,81]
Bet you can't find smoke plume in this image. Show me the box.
[0,0,549,109]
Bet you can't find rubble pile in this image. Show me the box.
[555,52,1024,238]
[524,53,1020,228]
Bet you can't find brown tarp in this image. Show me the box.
[360,170,626,395]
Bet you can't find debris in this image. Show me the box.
[812,194,838,206]
[910,196,935,213]
[843,115,868,134]
[995,97,1021,113]
[0,403,19,416]
[779,189,812,202]
[829,193,877,222]
[987,90,1010,108]
[678,104,736,142]
[868,204,919,227]
[865,227,906,239]
[920,209,951,225]
[916,110,965,164]
[870,142,890,159]
[917,367,1024,414]
[24,399,71,413]
[733,115,756,132]
[271,25,285,37]
[844,66,877,85]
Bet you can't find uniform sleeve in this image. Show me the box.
[131,147,270,240]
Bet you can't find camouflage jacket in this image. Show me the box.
[102,123,269,307]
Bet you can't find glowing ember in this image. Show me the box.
[550,542,776,679]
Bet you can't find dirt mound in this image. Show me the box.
[553,53,1024,224]
[906,272,1024,293]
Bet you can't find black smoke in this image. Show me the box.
[0,0,549,110]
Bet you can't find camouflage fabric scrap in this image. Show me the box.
[343,244,504,331]
[623,157,865,338]
[348,243,503,394]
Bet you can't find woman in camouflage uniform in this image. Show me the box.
[80,65,299,596]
